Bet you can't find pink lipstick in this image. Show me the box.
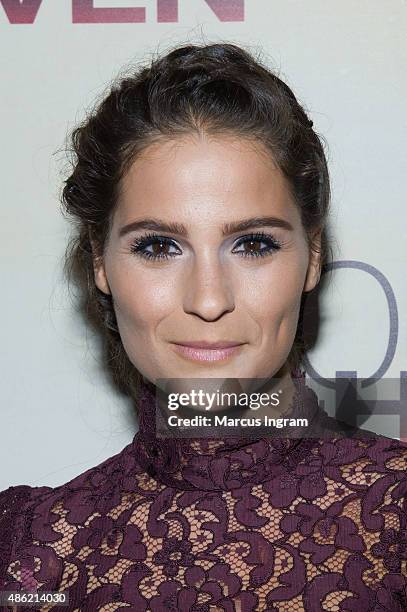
[171,341,245,362]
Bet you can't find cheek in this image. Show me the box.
[107,263,176,334]
[243,256,307,329]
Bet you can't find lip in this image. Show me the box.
[171,341,245,362]
[173,340,244,349]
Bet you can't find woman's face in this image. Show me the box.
[93,134,321,386]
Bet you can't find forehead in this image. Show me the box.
[116,134,300,226]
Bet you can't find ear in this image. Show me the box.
[89,229,111,296]
[303,228,322,293]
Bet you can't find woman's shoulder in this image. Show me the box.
[1,434,143,513]
[308,428,407,505]
[0,436,145,585]
[0,484,52,585]
[0,484,48,532]
[315,421,407,468]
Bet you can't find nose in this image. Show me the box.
[183,253,235,322]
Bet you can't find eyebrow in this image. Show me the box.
[118,216,294,238]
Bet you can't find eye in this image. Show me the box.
[129,231,282,262]
[129,233,181,261]
[232,232,282,258]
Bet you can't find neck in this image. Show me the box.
[131,367,323,491]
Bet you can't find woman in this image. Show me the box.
[1,43,406,611]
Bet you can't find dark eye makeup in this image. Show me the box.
[129,231,283,261]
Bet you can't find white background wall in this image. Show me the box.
[1,0,406,489]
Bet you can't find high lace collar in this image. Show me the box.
[131,371,325,491]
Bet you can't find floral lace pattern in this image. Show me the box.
[1,373,407,611]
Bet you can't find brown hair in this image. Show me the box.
[60,42,331,402]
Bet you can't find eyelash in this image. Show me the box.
[129,231,282,261]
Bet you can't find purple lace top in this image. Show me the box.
[1,372,407,611]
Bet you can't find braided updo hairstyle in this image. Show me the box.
[60,42,331,402]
